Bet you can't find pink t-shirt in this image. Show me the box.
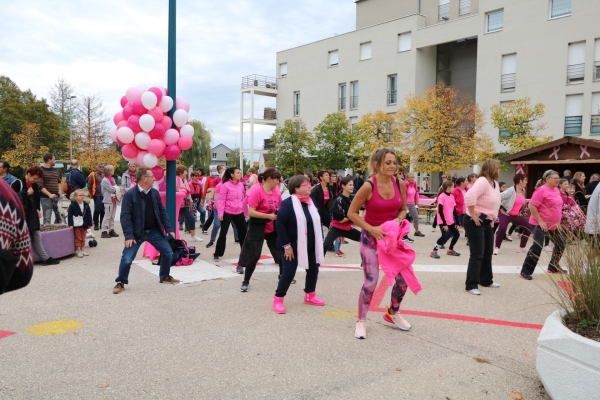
[247,185,281,233]
[528,184,563,230]
[509,194,525,216]
[436,192,456,225]
[405,181,419,205]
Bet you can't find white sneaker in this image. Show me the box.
[493,247,499,255]
[354,321,366,339]
[543,245,553,252]
[190,236,203,242]
[82,251,89,256]
[467,289,481,295]
[76,251,83,258]
[485,283,500,288]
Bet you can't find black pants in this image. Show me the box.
[464,216,494,290]
[275,247,319,297]
[323,227,361,255]
[437,224,459,250]
[203,211,214,231]
[214,213,247,257]
[521,226,566,275]
[93,196,105,227]
[239,221,282,281]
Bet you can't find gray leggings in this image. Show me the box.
[407,204,419,230]
[32,230,49,261]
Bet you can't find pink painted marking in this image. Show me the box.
[0,330,16,339]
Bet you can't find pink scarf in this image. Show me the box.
[291,195,324,268]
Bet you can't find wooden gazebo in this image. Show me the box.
[502,137,600,196]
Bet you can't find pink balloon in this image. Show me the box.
[176,99,190,113]
[117,120,128,129]
[147,139,166,157]
[137,151,149,166]
[113,111,125,125]
[151,165,164,180]
[132,99,146,116]
[164,144,181,161]
[149,123,165,140]
[162,87,168,96]
[149,106,163,122]
[127,115,142,133]
[178,135,193,151]
[120,96,128,108]
[164,128,180,145]
[161,115,173,131]
[122,143,139,159]
[123,104,133,119]
[116,137,126,147]
[148,87,163,105]
[126,87,142,103]
[109,127,118,141]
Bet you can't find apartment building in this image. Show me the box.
[269,0,600,160]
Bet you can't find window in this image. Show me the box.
[501,54,517,92]
[567,42,586,84]
[592,93,600,134]
[293,92,300,116]
[439,0,450,20]
[349,117,358,133]
[339,84,347,111]
[225,153,229,158]
[550,0,571,18]
[398,32,411,52]
[486,10,504,32]
[328,50,339,67]
[387,75,397,105]
[459,0,471,15]
[280,63,288,78]
[360,42,372,61]
[594,39,600,81]
[350,81,359,109]
[212,153,217,159]
[565,94,583,136]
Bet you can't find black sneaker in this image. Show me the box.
[206,241,214,248]
[414,231,425,237]
[547,267,567,274]
[93,225,99,231]
[213,255,219,262]
[235,238,240,243]
[430,251,440,259]
[520,272,533,281]
[240,281,249,292]
[236,266,243,274]
[402,236,414,243]
[42,257,60,266]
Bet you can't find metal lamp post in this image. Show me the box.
[69,95,76,159]
[165,0,177,226]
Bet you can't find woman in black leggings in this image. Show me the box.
[323,177,361,255]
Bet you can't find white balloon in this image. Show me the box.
[137,83,149,93]
[173,109,188,127]
[139,114,156,132]
[134,132,151,150]
[143,153,158,168]
[117,127,134,143]
[159,96,174,112]
[109,127,118,141]
[141,91,158,110]
[180,124,195,137]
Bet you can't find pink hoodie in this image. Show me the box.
[377,219,422,295]
[217,179,245,217]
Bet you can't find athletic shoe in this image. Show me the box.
[383,307,411,331]
[334,251,344,257]
[113,282,124,294]
[202,230,208,235]
[160,275,180,284]
[240,281,249,292]
[493,247,499,255]
[516,247,528,253]
[483,283,500,288]
[82,251,89,256]
[179,224,183,230]
[520,272,533,280]
[504,235,513,242]
[446,250,460,256]
[355,321,367,339]
[338,250,345,255]
[206,242,214,248]
[402,236,414,243]
[93,225,99,231]
[76,251,83,258]
[467,289,481,295]
[101,232,111,239]
[109,230,119,237]
[439,245,445,249]
[430,251,440,259]
[414,231,425,237]
[190,236,203,242]
[42,257,60,266]
[236,266,243,274]
[235,238,240,243]
[543,245,553,252]
[342,240,349,244]
[547,267,567,274]
[213,255,219,262]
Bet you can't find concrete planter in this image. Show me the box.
[537,310,600,400]
[32,225,75,262]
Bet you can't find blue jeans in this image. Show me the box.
[115,227,173,284]
[333,237,341,253]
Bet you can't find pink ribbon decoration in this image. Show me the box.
[580,145,590,159]
[549,146,560,160]
[516,164,525,174]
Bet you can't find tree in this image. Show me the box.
[227,148,250,171]
[352,111,405,171]
[490,98,553,154]
[1,122,49,169]
[49,76,77,142]
[396,82,495,175]
[178,119,213,172]
[0,75,63,158]
[268,118,314,176]
[308,112,356,171]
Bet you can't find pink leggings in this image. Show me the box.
[358,230,407,320]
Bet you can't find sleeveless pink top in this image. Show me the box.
[364,176,402,227]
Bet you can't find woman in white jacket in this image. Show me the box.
[585,182,600,244]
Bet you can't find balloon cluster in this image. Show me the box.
[109,84,194,168]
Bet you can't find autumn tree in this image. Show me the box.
[352,111,405,171]
[490,98,553,154]
[396,82,495,175]
[268,118,314,176]
[226,148,250,171]
[308,112,356,171]
[1,122,49,169]
[178,119,213,172]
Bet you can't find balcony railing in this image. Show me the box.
[241,74,277,90]
[339,97,346,110]
[263,107,276,120]
[594,61,600,81]
[459,0,471,15]
[591,115,600,134]
[350,96,358,109]
[293,104,300,116]
[501,73,516,92]
[564,116,583,136]
[438,3,450,20]
[567,63,585,84]
[387,90,397,105]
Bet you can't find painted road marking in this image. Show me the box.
[25,320,83,336]
[0,330,16,339]
[323,308,358,320]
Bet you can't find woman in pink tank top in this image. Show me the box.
[348,148,409,340]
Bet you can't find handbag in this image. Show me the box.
[73,216,84,227]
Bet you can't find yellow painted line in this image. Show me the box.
[25,320,83,336]
[323,308,357,320]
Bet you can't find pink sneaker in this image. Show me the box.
[516,247,528,253]
[355,320,367,339]
[304,291,325,306]
[383,307,411,331]
[334,251,344,257]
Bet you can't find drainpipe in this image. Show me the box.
[418,0,421,14]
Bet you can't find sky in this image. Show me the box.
[0,0,357,159]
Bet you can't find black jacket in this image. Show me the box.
[310,184,333,227]
[120,187,173,241]
[10,177,41,234]
[275,197,319,251]
[67,201,93,228]
[574,183,588,207]
[331,194,352,222]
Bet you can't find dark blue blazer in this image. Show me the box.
[275,197,318,251]
[120,187,173,241]
[67,201,93,228]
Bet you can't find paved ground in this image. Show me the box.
[0,216,561,399]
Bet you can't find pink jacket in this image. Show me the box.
[217,180,245,217]
[377,219,422,295]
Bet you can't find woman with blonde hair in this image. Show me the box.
[101,165,119,239]
[463,160,502,295]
